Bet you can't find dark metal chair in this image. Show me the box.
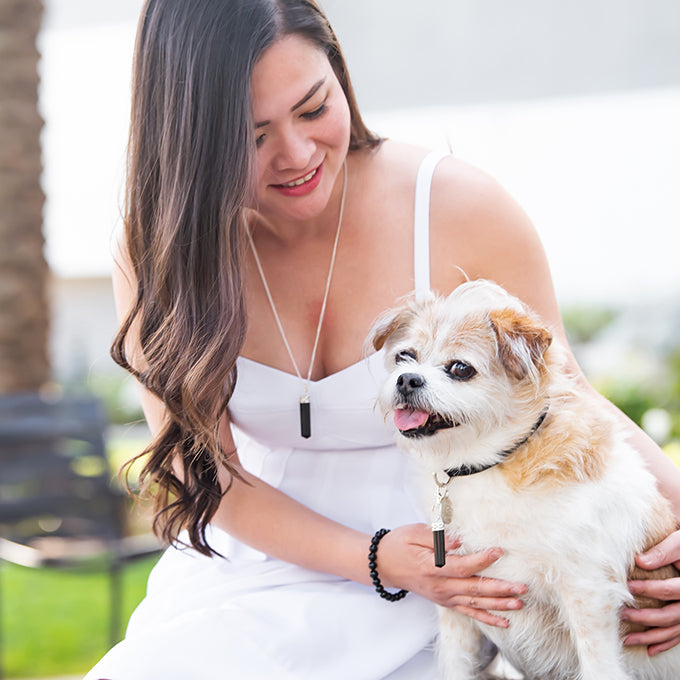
[0,392,161,677]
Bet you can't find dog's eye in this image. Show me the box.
[446,361,477,381]
[395,349,417,364]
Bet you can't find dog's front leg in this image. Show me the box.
[559,583,632,680]
[437,607,485,680]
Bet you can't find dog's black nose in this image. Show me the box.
[396,372,425,395]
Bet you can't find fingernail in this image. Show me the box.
[511,584,527,595]
[625,631,645,645]
[510,599,523,610]
[637,554,653,567]
[628,581,642,594]
[488,548,503,559]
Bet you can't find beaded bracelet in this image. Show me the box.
[368,528,409,602]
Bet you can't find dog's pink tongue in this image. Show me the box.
[394,407,429,431]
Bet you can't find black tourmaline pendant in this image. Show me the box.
[433,522,446,568]
[432,475,452,567]
[300,394,311,438]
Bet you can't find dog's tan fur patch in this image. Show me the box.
[500,391,613,491]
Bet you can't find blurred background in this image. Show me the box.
[1,0,679,677]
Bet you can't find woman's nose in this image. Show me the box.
[272,127,315,171]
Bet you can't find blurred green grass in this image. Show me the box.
[1,433,156,679]
[1,555,158,678]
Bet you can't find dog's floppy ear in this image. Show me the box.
[367,307,412,352]
[489,308,552,380]
[368,311,402,351]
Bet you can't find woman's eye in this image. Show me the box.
[301,101,326,120]
[395,349,417,364]
[446,361,477,381]
[255,133,265,147]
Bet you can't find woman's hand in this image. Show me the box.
[622,529,680,655]
[376,524,527,628]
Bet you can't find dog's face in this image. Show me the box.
[371,280,553,467]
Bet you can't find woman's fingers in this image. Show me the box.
[635,529,680,571]
[383,524,527,627]
[629,576,680,602]
[622,600,680,629]
[624,530,680,653]
[648,634,680,657]
[431,544,527,609]
[442,547,504,578]
[445,589,524,613]
[624,620,680,655]
[453,605,511,629]
[430,554,526,620]
[622,598,680,655]
[440,571,527,599]
[436,576,525,614]
[440,551,527,593]
[624,572,680,653]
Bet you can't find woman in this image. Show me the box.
[86,0,680,677]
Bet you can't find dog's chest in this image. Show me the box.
[441,470,622,580]
[442,473,551,549]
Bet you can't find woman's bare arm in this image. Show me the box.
[111,231,526,626]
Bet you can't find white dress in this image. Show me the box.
[84,151,449,680]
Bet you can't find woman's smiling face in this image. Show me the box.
[249,34,351,224]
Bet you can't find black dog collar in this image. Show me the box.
[444,407,549,479]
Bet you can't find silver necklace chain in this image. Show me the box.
[245,160,348,396]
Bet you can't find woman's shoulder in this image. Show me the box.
[363,143,534,246]
[429,154,537,250]
[424,153,558,319]
[430,153,517,218]
[358,140,502,199]
[360,139,433,183]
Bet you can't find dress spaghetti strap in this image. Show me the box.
[413,150,449,300]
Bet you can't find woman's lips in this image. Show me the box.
[270,163,323,197]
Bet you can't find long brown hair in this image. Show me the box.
[111,0,380,555]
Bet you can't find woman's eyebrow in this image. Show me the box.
[291,78,326,111]
[254,78,326,128]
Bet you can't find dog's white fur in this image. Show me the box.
[371,280,679,680]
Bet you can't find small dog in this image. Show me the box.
[370,280,679,680]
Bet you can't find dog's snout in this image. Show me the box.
[396,372,425,395]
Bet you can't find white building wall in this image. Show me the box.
[48,275,119,381]
[40,0,680,381]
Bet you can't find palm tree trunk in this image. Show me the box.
[0,0,50,394]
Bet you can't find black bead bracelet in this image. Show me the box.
[368,528,409,602]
